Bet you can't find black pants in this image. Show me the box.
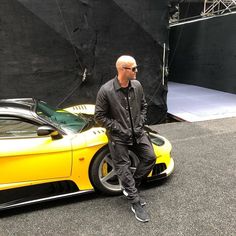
[108,134,156,203]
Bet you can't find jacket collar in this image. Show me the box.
[113,76,134,91]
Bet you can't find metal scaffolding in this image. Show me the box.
[202,0,236,16]
[169,0,236,24]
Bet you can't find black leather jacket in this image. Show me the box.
[95,76,147,144]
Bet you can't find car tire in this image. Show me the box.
[90,146,139,195]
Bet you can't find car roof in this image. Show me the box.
[0,98,36,109]
[0,98,36,118]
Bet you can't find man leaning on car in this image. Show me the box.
[95,55,156,223]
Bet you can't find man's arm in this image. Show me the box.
[140,86,148,125]
[94,87,118,132]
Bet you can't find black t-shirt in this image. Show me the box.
[120,86,129,96]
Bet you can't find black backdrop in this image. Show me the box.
[0,0,169,124]
[169,13,236,94]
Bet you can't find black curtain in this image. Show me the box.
[169,13,236,94]
[0,0,169,124]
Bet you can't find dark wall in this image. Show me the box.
[0,0,169,124]
[179,2,204,19]
[169,13,236,94]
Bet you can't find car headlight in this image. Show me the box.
[149,133,165,146]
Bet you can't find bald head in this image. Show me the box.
[115,55,138,84]
[116,55,136,71]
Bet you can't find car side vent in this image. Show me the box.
[152,163,166,176]
[93,129,105,135]
[73,105,86,110]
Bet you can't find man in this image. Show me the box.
[95,55,156,223]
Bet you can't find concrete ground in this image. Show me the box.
[0,117,235,236]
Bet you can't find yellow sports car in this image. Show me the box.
[0,98,174,210]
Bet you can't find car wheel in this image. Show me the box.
[90,146,139,195]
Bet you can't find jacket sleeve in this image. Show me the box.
[94,86,118,132]
[140,85,148,125]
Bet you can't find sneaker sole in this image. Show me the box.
[131,205,150,223]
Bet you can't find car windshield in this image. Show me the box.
[36,101,87,134]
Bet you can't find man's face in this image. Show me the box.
[123,61,138,80]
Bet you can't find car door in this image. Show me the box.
[0,116,72,185]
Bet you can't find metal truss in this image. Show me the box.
[202,0,236,16]
[169,0,236,25]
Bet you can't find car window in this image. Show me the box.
[36,101,87,134]
[0,117,39,138]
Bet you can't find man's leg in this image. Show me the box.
[108,142,139,203]
[108,141,151,223]
[132,135,156,184]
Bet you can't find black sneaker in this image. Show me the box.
[131,202,150,223]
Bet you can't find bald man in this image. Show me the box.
[95,55,156,223]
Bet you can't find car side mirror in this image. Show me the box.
[37,126,62,139]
